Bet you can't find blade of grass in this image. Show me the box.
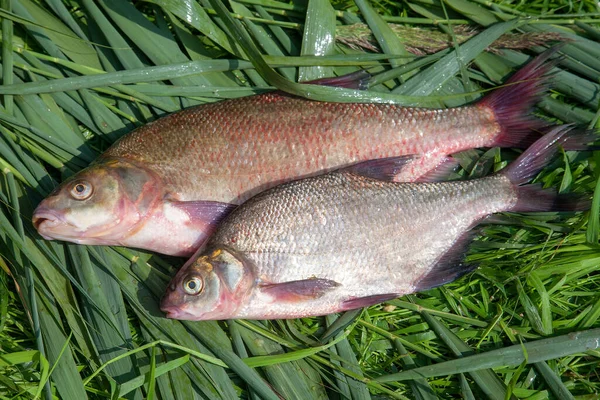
[118,354,190,398]
[394,19,519,96]
[516,279,547,335]
[416,307,510,400]
[2,0,14,114]
[533,361,575,400]
[70,246,142,397]
[37,295,87,400]
[392,338,437,400]
[6,172,51,400]
[298,0,336,81]
[443,0,499,26]
[376,328,600,382]
[326,322,372,400]
[237,323,328,399]
[15,0,101,69]
[231,2,296,80]
[97,0,204,89]
[208,0,446,105]
[254,5,300,55]
[586,175,600,244]
[147,0,244,56]
[355,0,411,71]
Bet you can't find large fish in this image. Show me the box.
[34,50,558,256]
[161,126,589,320]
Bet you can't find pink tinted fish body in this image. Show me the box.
[160,126,589,320]
[33,50,557,256]
[102,93,498,203]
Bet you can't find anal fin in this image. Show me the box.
[393,152,459,183]
[259,278,341,302]
[342,156,418,181]
[340,293,400,311]
[414,156,461,183]
[414,230,479,292]
[342,154,461,183]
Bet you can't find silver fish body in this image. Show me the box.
[207,173,512,318]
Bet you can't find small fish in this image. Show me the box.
[34,49,559,256]
[161,126,589,320]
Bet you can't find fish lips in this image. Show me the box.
[160,297,197,320]
[32,204,124,245]
[32,207,69,240]
[160,304,187,320]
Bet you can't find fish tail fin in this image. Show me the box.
[480,46,563,148]
[503,124,591,212]
[509,184,591,212]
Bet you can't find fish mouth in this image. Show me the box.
[160,304,189,320]
[160,296,201,320]
[32,209,66,239]
[32,206,129,245]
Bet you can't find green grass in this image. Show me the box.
[1,0,600,399]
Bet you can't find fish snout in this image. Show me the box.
[32,207,65,238]
[160,304,184,319]
[160,295,186,319]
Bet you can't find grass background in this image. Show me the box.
[1,0,600,399]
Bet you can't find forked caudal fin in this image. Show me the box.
[480,45,564,149]
[503,124,592,212]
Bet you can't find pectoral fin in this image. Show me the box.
[259,278,341,302]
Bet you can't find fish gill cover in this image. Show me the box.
[0,0,600,399]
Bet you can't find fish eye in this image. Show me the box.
[183,277,203,296]
[70,181,93,200]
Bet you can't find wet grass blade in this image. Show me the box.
[355,0,411,69]
[238,323,328,399]
[298,0,336,81]
[325,315,371,400]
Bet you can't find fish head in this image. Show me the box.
[161,247,255,320]
[32,158,162,245]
